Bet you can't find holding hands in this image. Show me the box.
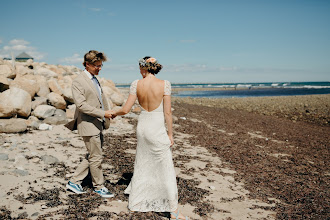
[104,110,117,119]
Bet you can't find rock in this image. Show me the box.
[103,86,115,97]
[47,79,63,95]
[62,87,74,103]
[14,154,28,165]
[43,116,67,125]
[106,98,114,109]
[0,87,31,117]
[47,92,66,109]
[15,64,34,75]
[41,155,59,164]
[111,106,122,112]
[26,116,40,130]
[33,105,56,119]
[9,76,39,97]
[0,75,10,92]
[99,78,116,88]
[36,79,50,97]
[35,67,57,78]
[0,64,15,79]
[31,97,48,110]
[49,65,64,75]
[54,109,66,117]
[0,118,28,133]
[38,123,53,130]
[0,153,9,160]
[31,212,39,217]
[110,92,125,106]
[13,169,29,176]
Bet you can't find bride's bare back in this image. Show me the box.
[136,77,165,112]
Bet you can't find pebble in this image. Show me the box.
[39,123,53,131]
[209,186,216,190]
[3,143,10,147]
[13,169,29,176]
[0,153,9,160]
[41,155,59,164]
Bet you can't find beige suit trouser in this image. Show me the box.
[72,133,104,190]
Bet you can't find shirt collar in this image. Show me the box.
[84,69,94,80]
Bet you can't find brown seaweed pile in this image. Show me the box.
[174,101,329,219]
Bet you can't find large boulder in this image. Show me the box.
[35,75,50,97]
[103,86,115,97]
[58,77,73,103]
[0,118,28,133]
[35,67,57,78]
[15,65,34,75]
[0,64,16,79]
[43,109,67,125]
[47,92,66,109]
[62,87,74,103]
[31,97,48,110]
[9,76,39,97]
[110,92,125,106]
[48,79,63,95]
[33,105,56,119]
[0,87,31,118]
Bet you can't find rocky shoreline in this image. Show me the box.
[0,58,127,133]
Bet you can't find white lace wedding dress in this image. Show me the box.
[124,79,178,212]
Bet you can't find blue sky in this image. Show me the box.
[1,0,329,83]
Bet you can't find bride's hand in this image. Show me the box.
[169,135,174,147]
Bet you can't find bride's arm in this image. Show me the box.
[164,95,174,146]
[112,94,137,116]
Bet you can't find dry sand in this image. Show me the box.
[0,94,329,219]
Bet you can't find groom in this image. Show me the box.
[65,50,114,198]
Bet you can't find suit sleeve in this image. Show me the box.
[72,80,105,119]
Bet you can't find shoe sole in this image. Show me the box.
[66,184,86,194]
[94,191,115,198]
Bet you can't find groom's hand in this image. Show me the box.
[104,110,113,119]
[110,110,117,119]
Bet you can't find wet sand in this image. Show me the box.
[0,94,329,219]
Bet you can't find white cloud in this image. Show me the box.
[58,53,83,64]
[180,40,196,43]
[89,8,102,12]
[0,38,46,60]
[9,39,29,46]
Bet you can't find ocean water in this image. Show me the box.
[116,81,330,98]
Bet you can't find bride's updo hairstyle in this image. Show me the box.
[138,56,163,74]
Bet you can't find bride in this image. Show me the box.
[111,56,189,220]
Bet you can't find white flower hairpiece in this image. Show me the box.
[139,57,158,67]
[138,58,147,67]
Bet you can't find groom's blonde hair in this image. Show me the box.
[83,50,107,67]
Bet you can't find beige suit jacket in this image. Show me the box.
[65,72,110,136]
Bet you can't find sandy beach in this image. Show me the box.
[0,94,329,219]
